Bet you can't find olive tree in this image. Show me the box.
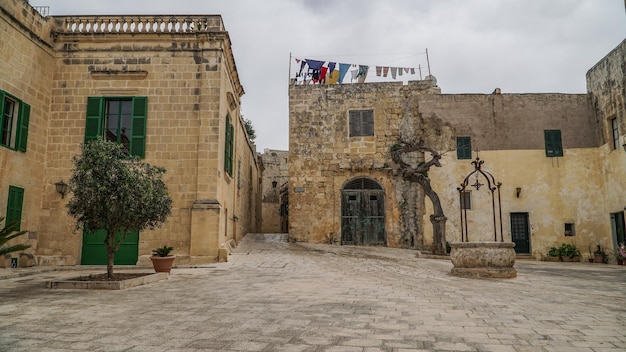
[67,139,172,278]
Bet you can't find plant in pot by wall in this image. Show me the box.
[559,243,580,262]
[151,245,175,273]
[545,246,561,262]
[593,245,606,264]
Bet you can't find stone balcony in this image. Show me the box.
[51,15,225,34]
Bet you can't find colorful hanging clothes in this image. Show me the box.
[357,65,369,83]
[391,67,397,79]
[376,66,382,77]
[350,69,359,82]
[328,62,336,74]
[326,69,339,84]
[338,63,351,83]
[383,67,389,77]
[404,67,410,73]
[319,67,328,84]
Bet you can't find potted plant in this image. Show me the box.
[617,242,625,265]
[150,245,175,273]
[593,245,606,264]
[544,246,561,262]
[559,243,580,262]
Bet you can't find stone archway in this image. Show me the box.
[341,177,386,245]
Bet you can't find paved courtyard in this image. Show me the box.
[1,233,625,352]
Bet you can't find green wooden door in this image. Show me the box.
[81,229,139,265]
[341,178,386,246]
[510,213,530,254]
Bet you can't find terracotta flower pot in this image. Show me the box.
[150,256,175,273]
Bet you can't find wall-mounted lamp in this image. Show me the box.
[55,180,69,199]
[515,187,522,198]
[272,180,278,188]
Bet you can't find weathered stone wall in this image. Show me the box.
[289,80,608,257]
[1,1,261,266]
[0,0,55,265]
[288,81,440,247]
[260,149,288,233]
[419,92,603,259]
[586,39,626,255]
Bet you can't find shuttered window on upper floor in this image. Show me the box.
[349,110,374,137]
[84,96,147,158]
[544,130,563,157]
[0,90,30,152]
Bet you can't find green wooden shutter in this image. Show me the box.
[6,186,24,230]
[0,91,5,141]
[130,96,148,158]
[457,137,471,159]
[544,130,563,157]
[226,119,234,176]
[17,102,30,152]
[349,111,361,137]
[224,115,233,176]
[362,110,374,136]
[84,97,104,144]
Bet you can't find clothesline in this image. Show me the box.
[290,53,430,85]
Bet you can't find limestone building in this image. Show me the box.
[0,0,261,266]
[288,39,626,261]
[259,149,288,233]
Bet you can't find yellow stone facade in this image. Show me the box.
[0,0,261,266]
[289,39,626,261]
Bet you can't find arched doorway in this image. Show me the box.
[341,177,386,245]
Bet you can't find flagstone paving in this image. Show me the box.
[1,233,625,351]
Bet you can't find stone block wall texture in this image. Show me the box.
[1,1,261,265]
[0,0,56,263]
[260,149,288,233]
[289,71,621,258]
[586,39,626,254]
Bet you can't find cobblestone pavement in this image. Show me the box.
[1,233,626,352]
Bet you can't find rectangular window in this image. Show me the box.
[0,90,30,152]
[84,97,147,157]
[460,191,471,210]
[564,223,575,236]
[349,109,374,137]
[544,130,563,157]
[6,186,25,231]
[456,136,472,160]
[224,114,234,177]
[611,118,619,150]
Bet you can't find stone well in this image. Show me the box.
[450,241,517,278]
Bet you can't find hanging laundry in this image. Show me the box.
[305,59,324,71]
[398,68,403,76]
[326,69,339,84]
[305,59,324,83]
[404,67,410,74]
[391,67,397,79]
[383,67,389,77]
[338,63,351,83]
[357,65,369,83]
[319,67,328,84]
[297,60,307,78]
[328,62,336,74]
[376,66,382,77]
[350,69,359,82]
[410,67,415,74]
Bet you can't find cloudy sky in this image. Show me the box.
[32,0,625,152]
